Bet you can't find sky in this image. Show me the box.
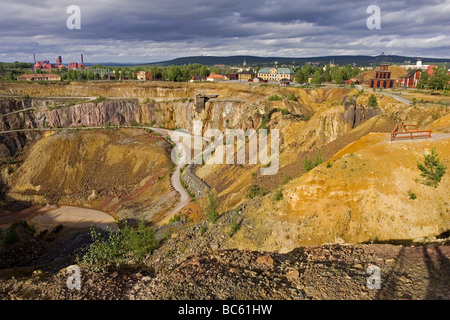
[0,0,449,63]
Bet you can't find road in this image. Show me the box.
[0,124,212,220]
[356,85,411,105]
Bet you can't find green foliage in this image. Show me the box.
[78,228,127,272]
[282,174,292,185]
[199,224,207,235]
[314,149,323,167]
[286,92,297,101]
[326,161,332,168]
[169,213,181,223]
[417,148,447,188]
[207,192,219,223]
[303,155,314,172]
[247,185,266,199]
[122,220,158,260]
[280,108,291,115]
[368,94,378,108]
[79,221,158,272]
[260,112,271,129]
[303,149,323,173]
[268,95,282,101]
[273,189,283,201]
[0,221,32,247]
[310,71,322,86]
[411,97,417,106]
[229,219,241,238]
[407,190,417,200]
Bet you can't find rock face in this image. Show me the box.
[180,164,210,198]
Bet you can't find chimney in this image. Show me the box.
[81,54,84,65]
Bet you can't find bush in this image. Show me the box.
[303,155,314,173]
[286,92,297,101]
[121,220,158,260]
[247,185,266,199]
[417,148,447,188]
[273,189,283,201]
[207,192,220,223]
[368,94,378,108]
[199,224,207,235]
[408,190,417,200]
[268,95,282,101]
[229,219,241,238]
[169,213,181,223]
[282,174,292,185]
[78,221,158,272]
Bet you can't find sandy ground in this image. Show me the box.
[30,205,118,232]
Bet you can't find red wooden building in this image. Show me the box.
[369,64,394,89]
[398,69,421,88]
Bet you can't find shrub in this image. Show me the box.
[417,148,447,188]
[207,192,220,223]
[282,174,292,185]
[273,189,283,201]
[281,108,291,115]
[78,228,127,272]
[199,224,207,235]
[247,185,266,199]
[122,220,158,260]
[368,94,378,108]
[229,219,241,238]
[286,92,297,101]
[78,221,158,272]
[303,155,314,172]
[326,161,332,168]
[314,149,323,167]
[268,95,282,101]
[169,213,181,223]
[407,190,417,200]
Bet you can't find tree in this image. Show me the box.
[206,192,219,223]
[417,70,430,89]
[417,148,447,188]
[310,71,322,86]
[368,94,378,108]
[332,67,343,85]
[428,66,449,90]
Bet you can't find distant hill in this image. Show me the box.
[147,55,450,67]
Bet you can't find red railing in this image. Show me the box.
[390,124,431,141]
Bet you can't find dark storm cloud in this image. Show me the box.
[0,0,449,62]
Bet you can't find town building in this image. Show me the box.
[238,71,254,81]
[206,73,225,82]
[400,60,437,75]
[190,75,207,82]
[398,69,421,88]
[369,64,394,89]
[257,68,295,82]
[17,74,61,81]
[345,78,360,85]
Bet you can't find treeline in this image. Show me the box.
[294,63,362,85]
[0,61,34,80]
[416,66,449,90]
